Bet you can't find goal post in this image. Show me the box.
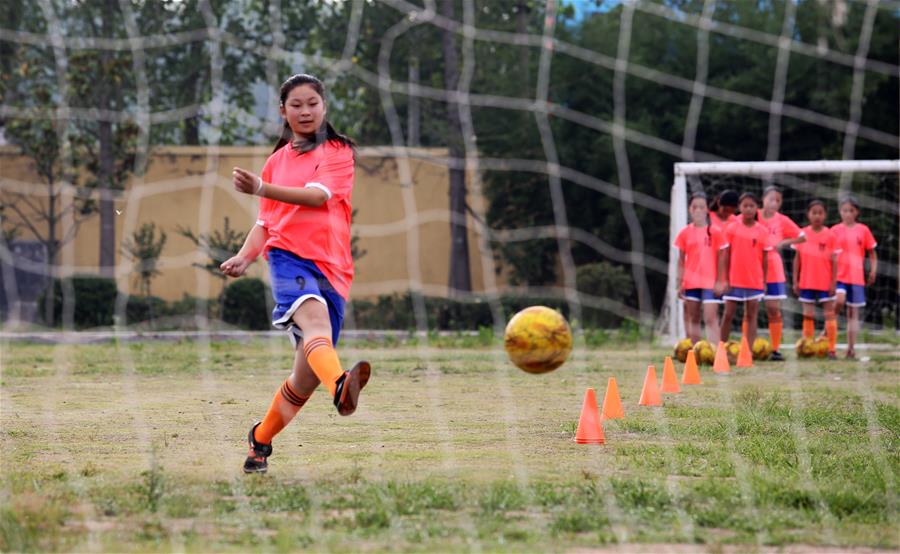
[661,159,900,344]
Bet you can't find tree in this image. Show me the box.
[120,222,167,297]
[177,216,246,290]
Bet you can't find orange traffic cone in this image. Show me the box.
[574,388,605,444]
[661,356,681,393]
[638,365,662,406]
[737,335,753,368]
[713,341,731,374]
[601,377,624,420]
[682,349,702,385]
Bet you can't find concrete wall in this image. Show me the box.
[0,145,503,302]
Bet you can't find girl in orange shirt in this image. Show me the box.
[831,196,878,359]
[221,74,371,473]
[719,193,771,347]
[674,192,723,344]
[792,199,840,359]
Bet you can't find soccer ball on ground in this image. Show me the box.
[504,306,573,374]
[814,337,830,358]
[795,337,816,358]
[674,338,694,363]
[693,340,715,365]
[752,337,773,361]
[724,340,740,364]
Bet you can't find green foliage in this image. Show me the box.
[120,223,167,297]
[576,262,635,327]
[177,217,245,284]
[125,295,168,324]
[221,278,271,330]
[38,276,117,328]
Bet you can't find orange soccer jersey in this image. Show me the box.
[710,212,737,232]
[722,220,771,290]
[674,224,723,289]
[792,226,840,291]
[758,211,803,284]
[258,141,356,299]
[831,222,876,285]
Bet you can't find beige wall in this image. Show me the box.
[0,145,503,301]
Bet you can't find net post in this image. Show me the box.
[665,167,689,343]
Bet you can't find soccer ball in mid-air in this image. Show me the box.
[503,306,573,374]
[724,340,740,364]
[674,338,694,363]
[693,340,715,365]
[796,337,816,358]
[752,337,773,360]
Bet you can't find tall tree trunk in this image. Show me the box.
[516,1,530,94]
[98,2,116,278]
[441,0,471,294]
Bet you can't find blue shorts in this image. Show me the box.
[268,248,345,348]
[683,288,722,304]
[764,282,787,300]
[798,289,835,304]
[836,282,866,307]
[723,287,764,302]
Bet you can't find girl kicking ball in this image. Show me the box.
[221,73,371,474]
[831,196,877,359]
[792,199,841,359]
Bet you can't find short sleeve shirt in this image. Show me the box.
[757,211,804,284]
[722,220,772,289]
[674,225,723,289]
[831,223,877,285]
[792,226,840,291]
[257,141,355,299]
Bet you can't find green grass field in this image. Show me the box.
[1,338,898,552]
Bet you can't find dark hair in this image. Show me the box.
[709,189,739,212]
[839,195,860,211]
[807,198,826,212]
[273,73,356,154]
[688,191,712,241]
[762,185,782,198]
[738,192,760,221]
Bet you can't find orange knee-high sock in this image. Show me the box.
[255,380,310,445]
[825,318,837,353]
[802,317,815,339]
[769,317,783,351]
[304,336,345,396]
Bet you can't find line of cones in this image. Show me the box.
[575,336,754,445]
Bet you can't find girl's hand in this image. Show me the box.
[867,272,876,286]
[793,283,800,297]
[828,284,836,297]
[232,167,263,196]
[220,255,251,277]
[714,281,726,295]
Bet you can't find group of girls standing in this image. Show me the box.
[674,188,877,360]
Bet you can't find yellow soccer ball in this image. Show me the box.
[724,340,740,364]
[504,306,573,374]
[693,340,715,365]
[752,337,773,361]
[795,337,816,358]
[674,338,694,363]
[814,337,830,358]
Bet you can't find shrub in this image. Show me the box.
[221,278,271,330]
[38,276,117,328]
[575,262,634,327]
[125,296,168,324]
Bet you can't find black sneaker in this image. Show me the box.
[243,422,272,474]
[770,350,785,361]
[334,361,371,416]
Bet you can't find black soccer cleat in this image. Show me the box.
[770,350,785,361]
[243,422,273,474]
[334,361,371,416]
